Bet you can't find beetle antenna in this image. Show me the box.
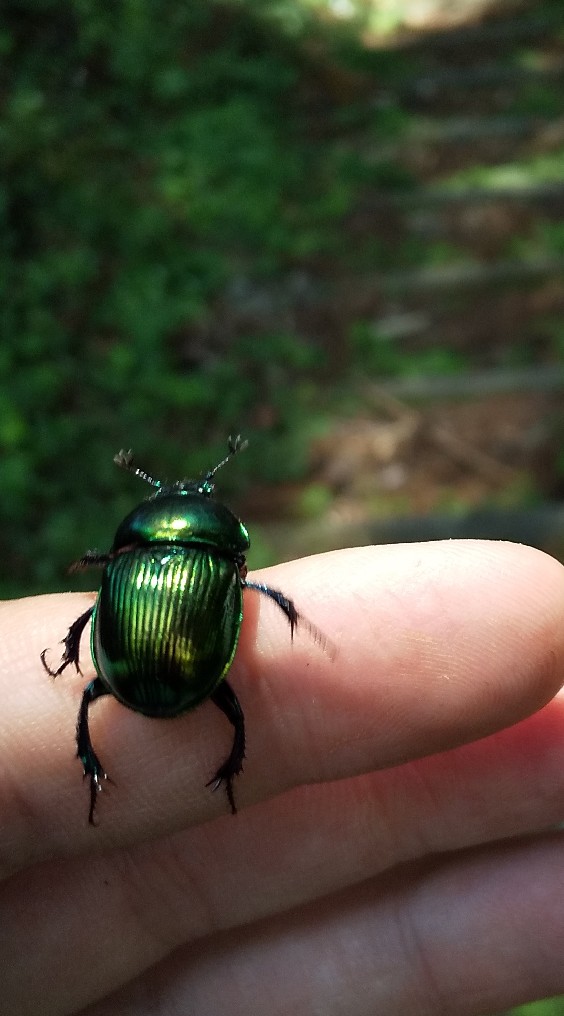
[204,434,248,482]
[114,449,162,489]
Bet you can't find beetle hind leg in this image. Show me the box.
[76,678,112,824]
[207,681,246,815]
[40,605,94,677]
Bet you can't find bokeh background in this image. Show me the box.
[3,0,564,1009]
[4,0,564,597]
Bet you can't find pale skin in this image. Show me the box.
[2,541,564,1015]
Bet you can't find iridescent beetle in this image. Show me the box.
[42,437,328,823]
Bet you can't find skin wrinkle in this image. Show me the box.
[352,769,411,871]
[246,641,300,790]
[0,698,89,878]
[241,590,331,797]
[402,839,562,1015]
[391,763,448,862]
[114,838,218,956]
[201,870,435,1016]
[0,755,44,878]
[3,719,564,1011]
[230,583,308,799]
[528,695,564,806]
[392,876,452,1016]
[78,836,564,1016]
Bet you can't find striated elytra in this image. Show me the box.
[42,436,328,824]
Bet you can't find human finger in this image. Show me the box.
[79,831,564,1016]
[0,540,563,872]
[4,694,564,1016]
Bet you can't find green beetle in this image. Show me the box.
[42,436,324,823]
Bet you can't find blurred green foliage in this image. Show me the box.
[1,0,423,596]
[350,322,471,377]
[0,0,361,595]
[510,997,564,1016]
[3,0,564,598]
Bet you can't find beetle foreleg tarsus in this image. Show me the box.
[243,581,298,637]
[68,551,111,573]
[76,677,112,824]
[40,605,94,677]
[244,580,336,659]
[206,681,246,815]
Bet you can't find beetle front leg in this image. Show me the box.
[40,605,94,677]
[243,581,298,636]
[207,680,246,815]
[244,579,333,656]
[68,550,111,573]
[76,677,112,824]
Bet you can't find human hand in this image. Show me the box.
[2,541,564,1015]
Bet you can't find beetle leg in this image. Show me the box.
[243,580,335,657]
[76,677,112,824]
[206,681,246,815]
[68,550,111,573]
[40,605,94,677]
[243,581,298,636]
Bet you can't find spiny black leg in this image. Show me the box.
[40,605,94,677]
[243,581,298,637]
[76,678,112,824]
[68,550,111,573]
[206,681,245,815]
[243,580,335,657]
